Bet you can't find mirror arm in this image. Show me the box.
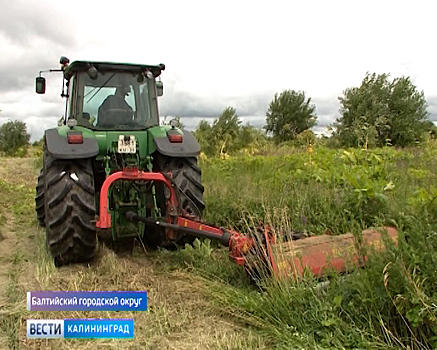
[39,69,63,77]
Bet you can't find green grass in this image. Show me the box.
[2,143,437,349]
[177,142,437,349]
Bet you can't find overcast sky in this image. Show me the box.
[1,0,436,141]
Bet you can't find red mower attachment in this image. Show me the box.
[266,226,398,279]
[97,168,398,280]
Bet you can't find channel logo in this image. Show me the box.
[27,320,63,339]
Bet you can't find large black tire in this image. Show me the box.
[157,156,205,218]
[35,168,45,227]
[147,155,205,247]
[43,153,97,266]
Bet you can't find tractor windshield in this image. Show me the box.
[74,71,158,130]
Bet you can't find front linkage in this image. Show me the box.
[96,167,398,281]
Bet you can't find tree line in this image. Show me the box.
[193,72,435,156]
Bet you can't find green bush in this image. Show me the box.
[0,121,30,156]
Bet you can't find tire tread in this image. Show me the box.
[44,154,96,266]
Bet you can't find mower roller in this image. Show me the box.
[35,57,397,280]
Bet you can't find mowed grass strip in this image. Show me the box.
[0,155,268,350]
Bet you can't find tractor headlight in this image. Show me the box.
[67,118,78,128]
[169,118,180,128]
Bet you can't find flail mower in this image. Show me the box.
[35,57,397,280]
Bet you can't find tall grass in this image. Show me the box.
[179,142,437,349]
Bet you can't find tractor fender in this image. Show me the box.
[45,128,99,159]
[153,130,201,157]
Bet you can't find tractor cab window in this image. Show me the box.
[76,71,156,130]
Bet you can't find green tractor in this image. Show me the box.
[34,57,399,279]
[35,57,205,266]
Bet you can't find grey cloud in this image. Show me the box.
[0,56,62,92]
[312,97,341,126]
[159,73,274,118]
[160,90,282,119]
[32,103,65,120]
[426,96,437,121]
[24,116,58,142]
[0,1,79,93]
[159,90,269,119]
[0,48,76,94]
[160,90,341,129]
[0,0,77,45]
[0,88,65,121]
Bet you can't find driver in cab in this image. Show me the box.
[97,84,133,125]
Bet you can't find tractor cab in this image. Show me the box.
[36,60,165,131]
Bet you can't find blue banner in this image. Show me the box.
[64,319,134,339]
[27,319,134,339]
[27,291,147,311]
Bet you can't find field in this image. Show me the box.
[1,143,437,349]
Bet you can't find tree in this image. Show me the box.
[0,120,30,156]
[333,72,430,147]
[193,119,214,155]
[211,107,241,155]
[194,107,269,156]
[265,90,317,142]
[194,107,242,156]
[237,123,267,148]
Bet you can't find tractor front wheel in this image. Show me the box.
[43,154,97,266]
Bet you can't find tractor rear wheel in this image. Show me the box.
[35,168,45,227]
[148,155,205,247]
[43,154,97,266]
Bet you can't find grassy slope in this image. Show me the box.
[0,155,268,350]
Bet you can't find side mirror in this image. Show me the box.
[156,81,163,97]
[35,77,46,94]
